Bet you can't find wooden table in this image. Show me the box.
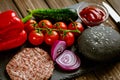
[0,0,120,80]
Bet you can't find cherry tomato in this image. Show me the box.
[60,32,74,47]
[45,31,59,46]
[53,22,67,29]
[28,30,44,46]
[38,20,53,28]
[68,22,84,36]
[24,19,37,34]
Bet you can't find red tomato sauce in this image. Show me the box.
[79,6,106,26]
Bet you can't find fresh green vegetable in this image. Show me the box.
[27,8,78,24]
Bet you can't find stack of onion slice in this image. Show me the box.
[51,40,81,71]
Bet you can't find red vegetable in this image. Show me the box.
[38,19,53,29]
[51,40,66,61]
[53,22,67,30]
[60,32,74,47]
[24,19,37,34]
[28,30,44,46]
[0,10,24,36]
[45,30,59,46]
[55,50,81,71]
[0,30,27,51]
[68,22,84,36]
[0,10,27,51]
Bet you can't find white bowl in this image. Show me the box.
[77,2,109,26]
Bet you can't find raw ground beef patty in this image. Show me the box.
[6,47,54,80]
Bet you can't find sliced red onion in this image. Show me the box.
[56,50,81,71]
[67,56,81,70]
[51,40,66,61]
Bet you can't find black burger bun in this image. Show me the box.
[78,26,120,61]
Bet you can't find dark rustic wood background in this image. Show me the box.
[0,0,120,80]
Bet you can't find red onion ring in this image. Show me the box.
[51,40,66,61]
[56,50,81,71]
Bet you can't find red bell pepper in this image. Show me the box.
[0,10,27,51]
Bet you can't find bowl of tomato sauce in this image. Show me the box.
[77,2,109,26]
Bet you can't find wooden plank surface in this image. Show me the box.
[76,0,106,4]
[107,0,120,15]
[0,0,120,80]
[95,62,120,80]
[45,0,77,8]
[0,0,22,18]
[14,0,49,17]
[75,72,98,80]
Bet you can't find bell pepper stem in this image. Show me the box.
[21,13,32,23]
